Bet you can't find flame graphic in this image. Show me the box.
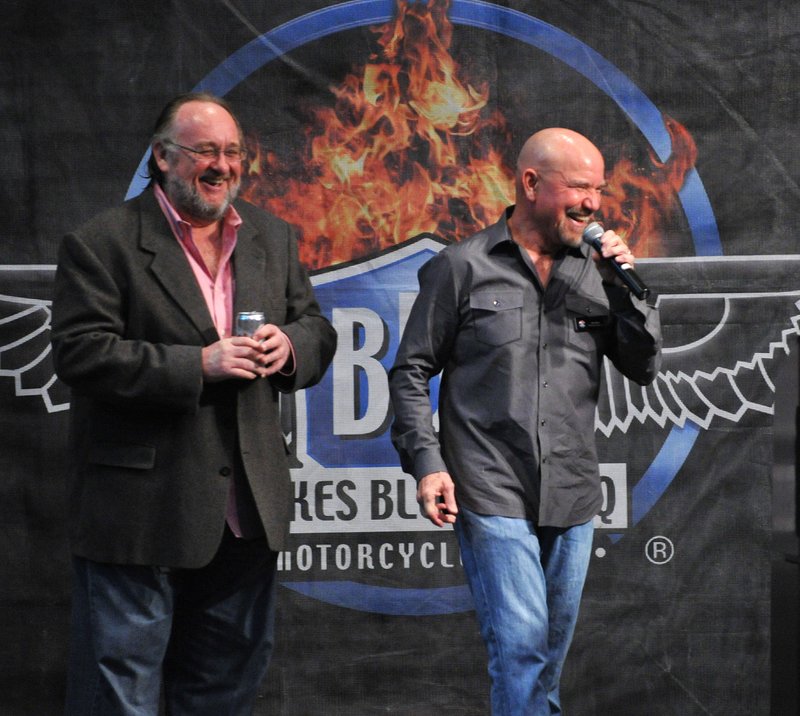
[598,116,698,256]
[242,0,513,269]
[242,0,696,269]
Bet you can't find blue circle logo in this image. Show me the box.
[128,0,719,614]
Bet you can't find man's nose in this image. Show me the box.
[582,189,602,211]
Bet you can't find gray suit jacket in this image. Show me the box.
[51,189,336,567]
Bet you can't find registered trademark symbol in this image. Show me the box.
[645,536,674,564]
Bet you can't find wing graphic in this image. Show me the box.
[596,256,800,435]
[0,268,69,413]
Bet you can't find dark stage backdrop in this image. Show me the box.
[2,1,799,714]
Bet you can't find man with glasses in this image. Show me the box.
[389,128,661,715]
[51,92,337,715]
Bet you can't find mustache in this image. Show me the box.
[567,208,593,220]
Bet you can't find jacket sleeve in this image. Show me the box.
[51,229,203,412]
[269,221,337,393]
[388,251,458,480]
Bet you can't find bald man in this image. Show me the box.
[389,129,661,714]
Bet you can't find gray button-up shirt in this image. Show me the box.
[389,208,662,527]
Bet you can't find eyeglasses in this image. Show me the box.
[163,140,247,163]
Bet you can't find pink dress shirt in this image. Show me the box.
[154,184,247,537]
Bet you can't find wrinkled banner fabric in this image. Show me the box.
[2,1,798,714]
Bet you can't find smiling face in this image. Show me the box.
[153,100,243,225]
[514,129,607,252]
[534,156,607,249]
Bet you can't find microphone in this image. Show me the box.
[582,222,650,300]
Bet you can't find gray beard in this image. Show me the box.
[164,174,240,223]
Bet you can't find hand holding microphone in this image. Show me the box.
[581,222,650,300]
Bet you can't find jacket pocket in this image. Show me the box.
[88,441,156,470]
[470,289,523,346]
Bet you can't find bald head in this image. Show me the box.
[516,128,604,184]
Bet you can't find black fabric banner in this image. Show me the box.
[2,1,799,713]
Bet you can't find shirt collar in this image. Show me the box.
[485,205,517,253]
[490,204,589,259]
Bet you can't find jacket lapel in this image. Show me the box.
[231,221,267,318]
[137,191,220,345]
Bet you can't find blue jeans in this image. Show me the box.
[454,507,594,716]
[64,528,278,716]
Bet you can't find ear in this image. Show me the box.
[522,168,538,200]
[152,142,171,173]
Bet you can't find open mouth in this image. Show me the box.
[201,174,227,188]
[567,214,592,229]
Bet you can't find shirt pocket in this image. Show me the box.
[565,294,610,352]
[470,289,524,346]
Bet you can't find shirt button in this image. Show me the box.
[219,466,232,477]
[543,381,548,388]
[540,419,546,426]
